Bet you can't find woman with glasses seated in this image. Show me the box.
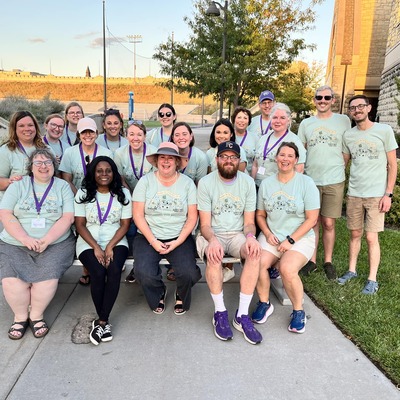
[43,114,71,164]
[59,117,112,286]
[0,149,75,340]
[62,102,85,146]
[146,103,177,148]
[114,120,157,283]
[96,109,128,154]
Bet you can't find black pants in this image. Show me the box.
[79,246,129,321]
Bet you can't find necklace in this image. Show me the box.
[156,171,178,184]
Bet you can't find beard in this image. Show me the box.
[217,161,238,179]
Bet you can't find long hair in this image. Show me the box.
[103,108,124,137]
[7,111,46,151]
[77,156,129,205]
[64,102,84,126]
[170,122,195,147]
[209,119,235,148]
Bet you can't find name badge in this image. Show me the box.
[31,217,46,229]
[258,166,266,175]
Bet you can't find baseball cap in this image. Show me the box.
[217,141,240,157]
[259,90,275,103]
[77,117,97,133]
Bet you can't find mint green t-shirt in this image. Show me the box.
[248,115,273,137]
[43,137,71,161]
[96,134,129,155]
[114,143,156,192]
[235,131,258,174]
[254,131,307,186]
[197,170,256,233]
[182,146,208,183]
[206,146,248,172]
[342,122,398,197]
[58,144,113,190]
[0,176,74,246]
[257,173,320,242]
[298,114,351,185]
[74,188,132,257]
[132,172,197,240]
[146,127,171,148]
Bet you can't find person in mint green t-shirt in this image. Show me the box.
[96,109,128,155]
[339,95,398,295]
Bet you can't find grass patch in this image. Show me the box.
[303,217,400,386]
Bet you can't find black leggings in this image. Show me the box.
[79,246,129,322]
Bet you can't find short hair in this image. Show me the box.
[170,122,195,147]
[27,148,57,176]
[315,85,334,96]
[64,102,84,125]
[276,142,299,159]
[45,113,65,125]
[209,119,235,148]
[127,121,147,135]
[348,95,370,106]
[270,103,292,125]
[7,111,46,151]
[231,106,252,127]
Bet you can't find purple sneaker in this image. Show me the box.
[212,310,233,341]
[269,266,280,279]
[233,311,263,345]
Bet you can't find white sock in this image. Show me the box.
[238,292,253,317]
[211,291,226,312]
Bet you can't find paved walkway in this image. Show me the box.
[1,264,399,400]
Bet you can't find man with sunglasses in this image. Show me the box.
[338,95,398,294]
[196,141,262,345]
[298,85,351,280]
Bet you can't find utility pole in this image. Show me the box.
[127,34,142,84]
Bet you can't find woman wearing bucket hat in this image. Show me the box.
[132,142,201,315]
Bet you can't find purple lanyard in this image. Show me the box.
[129,143,146,180]
[104,135,121,150]
[160,127,164,142]
[65,126,73,146]
[79,143,98,175]
[44,136,64,157]
[96,193,114,225]
[239,131,248,147]
[181,147,192,173]
[263,130,288,160]
[260,119,271,136]
[31,176,54,215]
[17,142,29,156]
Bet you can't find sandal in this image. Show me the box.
[8,320,29,340]
[166,269,176,282]
[78,275,91,286]
[174,291,186,316]
[153,287,167,315]
[29,319,49,338]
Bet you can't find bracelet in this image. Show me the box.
[149,238,157,246]
[246,233,256,239]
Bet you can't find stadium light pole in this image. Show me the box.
[102,0,107,111]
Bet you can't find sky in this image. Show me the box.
[0,0,335,78]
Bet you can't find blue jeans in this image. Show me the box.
[133,234,201,311]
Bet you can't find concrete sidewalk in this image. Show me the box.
[1,265,399,400]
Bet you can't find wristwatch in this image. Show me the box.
[385,192,393,198]
[286,235,295,244]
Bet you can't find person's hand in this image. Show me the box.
[245,236,261,259]
[379,195,392,213]
[159,240,180,254]
[205,238,224,265]
[151,239,169,254]
[266,233,280,246]
[9,175,23,184]
[277,239,292,254]
[94,246,106,266]
[21,236,41,252]
[37,238,50,253]
[104,245,114,267]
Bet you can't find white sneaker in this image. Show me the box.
[222,267,235,282]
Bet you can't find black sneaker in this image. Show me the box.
[90,320,104,346]
[323,262,337,280]
[125,267,135,283]
[101,323,113,342]
[299,261,317,276]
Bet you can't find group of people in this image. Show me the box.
[0,86,397,347]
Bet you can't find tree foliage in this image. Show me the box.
[153,0,321,109]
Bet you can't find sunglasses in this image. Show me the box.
[315,95,333,101]
[105,108,121,116]
[128,119,143,126]
[158,112,172,118]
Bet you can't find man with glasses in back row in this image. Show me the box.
[338,95,398,294]
[298,86,351,280]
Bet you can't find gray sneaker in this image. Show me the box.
[362,280,379,295]
[337,271,358,285]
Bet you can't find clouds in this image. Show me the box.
[74,31,99,40]
[90,36,126,48]
[28,38,46,43]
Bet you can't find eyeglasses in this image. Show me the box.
[32,160,53,167]
[315,95,333,101]
[67,111,83,116]
[158,112,172,118]
[49,122,64,130]
[218,154,239,161]
[80,131,96,136]
[348,104,368,112]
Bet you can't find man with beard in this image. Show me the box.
[196,141,262,344]
[338,95,398,294]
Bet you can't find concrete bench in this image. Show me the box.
[72,256,292,306]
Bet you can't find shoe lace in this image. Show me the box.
[103,324,112,334]
[216,312,230,328]
[94,325,104,337]
[291,311,304,324]
[239,315,256,332]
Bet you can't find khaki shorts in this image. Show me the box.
[258,233,315,260]
[346,196,384,232]
[196,232,246,261]
[317,181,345,219]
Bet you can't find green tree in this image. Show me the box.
[154,0,321,109]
